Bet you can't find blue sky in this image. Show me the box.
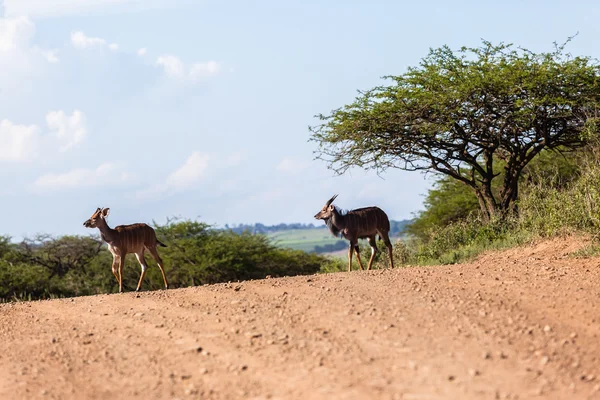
[1,0,600,238]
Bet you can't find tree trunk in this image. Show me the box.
[475,189,498,221]
[500,172,520,217]
[475,191,490,221]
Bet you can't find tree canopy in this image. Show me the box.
[310,40,600,219]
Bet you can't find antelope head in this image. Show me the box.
[314,194,338,220]
[83,207,110,228]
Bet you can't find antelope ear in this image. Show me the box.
[329,204,335,211]
[101,208,110,217]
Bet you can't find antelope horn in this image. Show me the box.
[326,194,338,207]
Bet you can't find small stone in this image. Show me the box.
[468,369,480,377]
[540,356,549,365]
[245,332,262,339]
[543,325,551,333]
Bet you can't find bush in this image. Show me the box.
[151,219,325,287]
[0,219,339,301]
[519,157,600,237]
[0,261,52,301]
[369,217,528,268]
[379,148,600,268]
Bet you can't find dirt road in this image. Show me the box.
[1,237,600,399]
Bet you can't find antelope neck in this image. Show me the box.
[330,208,345,228]
[96,218,118,244]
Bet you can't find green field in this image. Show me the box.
[267,227,406,254]
[267,228,345,253]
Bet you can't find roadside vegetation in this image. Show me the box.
[311,38,600,269]
[0,220,344,302]
[4,38,600,300]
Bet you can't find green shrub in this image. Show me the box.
[0,219,339,301]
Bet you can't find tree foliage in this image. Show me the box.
[311,39,600,219]
[0,219,339,301]
[406,176,480,238]
[407,147,586,238]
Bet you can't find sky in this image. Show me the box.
[1,0,600,238]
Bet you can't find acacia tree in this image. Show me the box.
[18,235,104,278]
[310,40,600,219]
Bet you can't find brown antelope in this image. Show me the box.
[314,194,394,272]
[83,207,169,293]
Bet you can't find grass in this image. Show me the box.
[371,158,600,269]
[267,228,345,253]
[568,242,600,258]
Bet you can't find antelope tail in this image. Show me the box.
[157,240,168,247]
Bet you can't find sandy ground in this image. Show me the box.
[1,236,600,400]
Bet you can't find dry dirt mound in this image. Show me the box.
[1,236,600,400]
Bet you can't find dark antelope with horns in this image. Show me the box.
[314,195,394,272]
[83,207,169,293]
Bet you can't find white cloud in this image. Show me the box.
[137,47,147,56]
[0,0,193,18]
[0,17,59,94]
[4,0,184,18]
[166,152,211,189]
[135,151,211,199]
[226,151,246,167]
[71,31,118,51]
[71,31,105,48]
[156,54,220,83]
[0,16,35,51]
[0,16,59,70]
[189,61,220,81]
[276,157,312,174]
[46,110,87,152]
[33,163,130,192]
[40,49,59,63]
[5,0,125,17]
[0,110,87,162]
[0,119,41,162]
[156,55,185,78]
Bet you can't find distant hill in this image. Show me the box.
[225,220,412,254]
